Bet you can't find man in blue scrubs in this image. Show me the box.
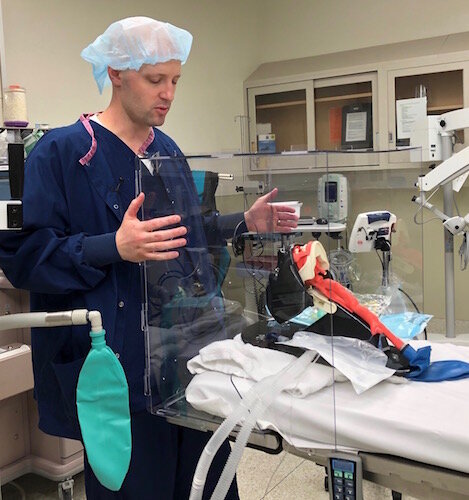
[0,17,297,499]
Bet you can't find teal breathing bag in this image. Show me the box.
[76,329,132,491]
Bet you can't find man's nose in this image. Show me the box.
[160,82,176,101]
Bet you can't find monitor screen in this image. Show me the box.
[325,181,337,203]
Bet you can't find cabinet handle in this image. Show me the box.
[388,132,393,143]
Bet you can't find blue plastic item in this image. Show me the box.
[380,312,432,340]
[81,17,193,92]
[401,344,431,376]
[402,344,469,382]
[191,170,206,205]
[289,306,326,327]
[407,359,469,382]
[76,329,131,491]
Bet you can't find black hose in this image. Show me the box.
[398,287,427,340]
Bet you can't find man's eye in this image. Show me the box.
[150,80,161,84]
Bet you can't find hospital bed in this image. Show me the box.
[164,414,469,500]
[181,337,469,500]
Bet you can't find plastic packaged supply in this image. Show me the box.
[23,129,44,156]
[380,312,433,340]
[354,293,392,316]
[279,331,395,394]
[3,85,28,127]
[0,129,8,163]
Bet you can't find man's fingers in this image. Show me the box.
[261,187,278,203]
[276,215,296,224]
[146,237,187,252]
[125,193,145,219]
[275,211,299,228]
[135,236,187,262]
[161,227,187,240]
[142,214,183,231]
[144,250,181,261]
[141,226,187,243]
[276,206,297,215]
[141,237,187,261]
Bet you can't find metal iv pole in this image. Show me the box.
[441,133,456,338]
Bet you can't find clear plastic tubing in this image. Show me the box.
[189,349,317,500]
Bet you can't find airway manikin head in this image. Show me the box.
[81,17,193,93]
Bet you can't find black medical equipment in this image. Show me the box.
[241,245,411,374]
[327,453,363,500]
[0,143,24,230]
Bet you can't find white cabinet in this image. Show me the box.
[244,32,469,173]
[247,81,314,154]
[247,73,379,172]
[387,61,469,151]
[247,74,379,153]
[313,72,378,151]
[0,281,84,487]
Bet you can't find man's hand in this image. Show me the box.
[116,193,187,262]
[244,188,298,233]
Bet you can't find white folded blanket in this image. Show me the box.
[187,334,347,397]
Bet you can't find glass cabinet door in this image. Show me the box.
[313,72,378,151]
[387,63,468,150]
[247,82,314,154]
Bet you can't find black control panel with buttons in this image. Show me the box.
[327,453,363,500]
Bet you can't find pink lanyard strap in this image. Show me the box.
[138,128,155,155]
[79,113,156,165]
[78,113,97,166]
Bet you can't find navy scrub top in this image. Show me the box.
[0,119,245,439]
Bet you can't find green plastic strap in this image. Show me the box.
[76,329,131,491]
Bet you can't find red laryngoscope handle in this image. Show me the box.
[292,246,405,350]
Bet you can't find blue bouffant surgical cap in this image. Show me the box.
[81,17,193,93]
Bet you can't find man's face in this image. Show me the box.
[118,60,182,127]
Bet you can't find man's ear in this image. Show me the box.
[108,67,122,86]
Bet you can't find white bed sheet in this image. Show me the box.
[186,338,469,474]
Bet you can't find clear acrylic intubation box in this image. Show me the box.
[137,149,425,445]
